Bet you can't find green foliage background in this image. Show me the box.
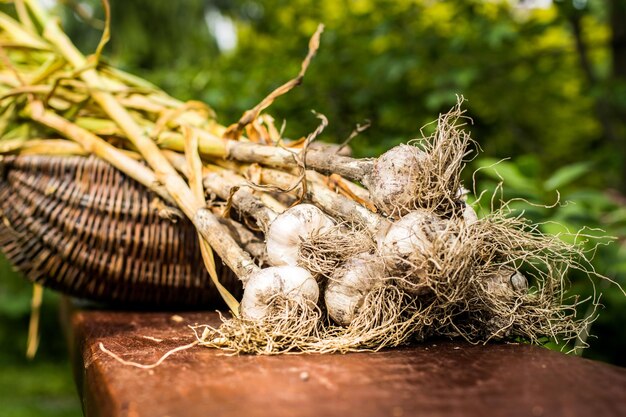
[1,0,625,415]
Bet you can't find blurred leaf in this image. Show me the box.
[515,154,542,177]
[476,158,539,197]
[604,207,626,224]
[567,190,616,209]
[544,162,593,191]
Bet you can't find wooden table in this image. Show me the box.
[61,301,626,417]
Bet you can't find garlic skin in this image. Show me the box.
[325,253,385,326]
[240,266,319,321]
[266,204,334,267]
[378,209,449,273]
[510,271,528,292]
[364,144,426,217]
[462,203,479,226]
[484,269,529,295]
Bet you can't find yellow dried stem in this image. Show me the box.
[14,0,37,35]
[28,56,65,85]
[75,117,122,136]
[26,283,43,359]
[0,84,50,100]
[12,139,86,156]
[25,100,173,203]
[0,137,27,153]
[152,101,215,138]
[0,12,49,50]
[183,125,241,315]
[92,0,111,65]
[41,15,200,217]
[99,64,162,91]
[156,128,228,158]
[117,94,170,115]
[0,43,26,86]
[223,24,324,140]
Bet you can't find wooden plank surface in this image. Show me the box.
[61,300,626,417]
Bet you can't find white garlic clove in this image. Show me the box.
[240,266,319,321]
[265,203,335,266]
[365,144,426,217]
[325,253,385,326]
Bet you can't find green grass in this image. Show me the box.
[0,254,82,417]
[0,362,81,417]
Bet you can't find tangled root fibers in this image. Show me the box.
[297,223,376,278]
[195,296,322,355]
[309,284,421,353]
[430,208,599,347]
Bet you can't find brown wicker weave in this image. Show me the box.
[0,155,242,307]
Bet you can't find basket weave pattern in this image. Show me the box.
[0,155,242,307]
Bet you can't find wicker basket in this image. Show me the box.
[0,155,242,307]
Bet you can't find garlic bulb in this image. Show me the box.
[325,253,385,326]
[265,203,334,266]
[484,269,529,295]
[378,210,453,295]
[240,266,319,321]
[378,209,449,274]
[365,144,426,217]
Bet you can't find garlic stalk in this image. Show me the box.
[202,170,335,268]
[157,122,465,218]
[223,140,374,185]
[253,167,391,239]
[162,150,268,262]
[223,141,423,217]
[203,170,279,232]
[223,140,462,218]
